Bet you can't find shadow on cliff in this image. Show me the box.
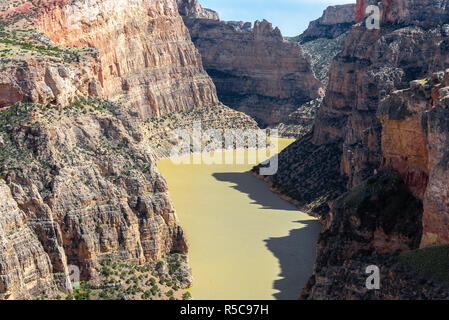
[212,171,297,211]
[265,220,321,300]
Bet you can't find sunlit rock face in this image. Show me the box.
[176,0,219,20]
[0,0,239,299]
[31,0,219,118]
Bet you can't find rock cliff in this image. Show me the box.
[176,0,219,20]
[0,0,257,299]
[1,0,219,118]
[289,0,449,299]
[258,0,449,214]
[294,4,355,87]
[177,0,324,132]
[298,4,356,43]
[378,71,449,248]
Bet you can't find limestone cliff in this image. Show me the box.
[177,0,324,131]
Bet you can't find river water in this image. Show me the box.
[158,139,321,300]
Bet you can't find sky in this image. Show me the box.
[199,0,355,37]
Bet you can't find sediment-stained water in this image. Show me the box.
[158,139,321,300]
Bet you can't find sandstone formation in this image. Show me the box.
[0,49,103,108]
[178,0,324,131]
[296,4,355,86]
[176,0,219,20]
[0,179,61,300]
[0,99,189,298]
[301,170,449,300]
[281,0,449,299]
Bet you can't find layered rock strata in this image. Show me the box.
[0,100,189,298]
[1,0,219,118]
[261,0,449,214]
[378,71,449,248]
[300,171,448,300]
[298,1,449,299]
[298,4,356,43]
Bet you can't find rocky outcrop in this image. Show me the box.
[298,4,356,43]
[295,4,355,87]
[300,170,449,300]
[0,99,189,298]
[318,0,449,188]
[0,0,255,299]
[378,71,449,248]
[178,0,323,130]
[0,50,103,108]
[294,1,449,299]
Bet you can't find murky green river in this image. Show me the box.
[158,139,321,300]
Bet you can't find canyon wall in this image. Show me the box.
[299,4,356,43]
[297,4,355,86]
[0,0,253,299]
[258,0,449,214]
[378,72,449,247]
[178,0,324,130]
[1,0,219,118]
[294,0,449,299]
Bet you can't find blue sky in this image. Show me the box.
[199,0,355,36]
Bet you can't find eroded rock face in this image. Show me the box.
[378,71,449,247]
[178,0,323,128]
[299,4,356,43]
[267,0,449,213]
[300,171,428,300]
[2,0,219,118]
[176,0,219,20]
[275,0,449,202]
[0,179,61,300]
[0,53,103,108]
[0,100,188,293]
[0,0,241,299]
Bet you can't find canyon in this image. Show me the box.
[254,0,449,299]
[177,0,324,138]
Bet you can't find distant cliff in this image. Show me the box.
[254,0,449,299]
[177,0,323,135]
